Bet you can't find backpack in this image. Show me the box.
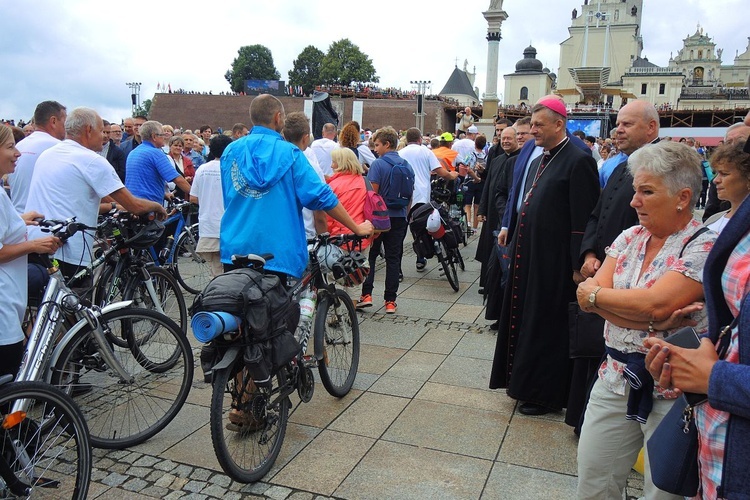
[380,155,415,209]
[363,177,391,232]
[190,268,291,341]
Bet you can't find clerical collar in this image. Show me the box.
[543,137,569,157]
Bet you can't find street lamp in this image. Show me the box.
[126,82,142,115]
[410,80,431,132]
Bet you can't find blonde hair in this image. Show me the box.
[331,148,362,175]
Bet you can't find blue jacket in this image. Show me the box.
[703,194,750,499]
[220,126,339,278]
[502,131,591,233]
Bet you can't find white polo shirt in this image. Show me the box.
[310,137,337,176]
[398,143,441,206]
[8,131,61,213]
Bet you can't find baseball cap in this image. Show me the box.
[536,97,567,118]
[467,125,478,134]
[440,132,454,142]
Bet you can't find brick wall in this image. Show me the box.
[149,94,455,135]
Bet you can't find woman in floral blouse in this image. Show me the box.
[575,141,716,499]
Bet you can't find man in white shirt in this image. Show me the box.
[26,107,166,280]
[8,100,67,213]
[452,125,479,169]
[399,127,458,271]
[310,122,337,176]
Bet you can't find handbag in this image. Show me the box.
[567,302,606,358]
[646,394,700,497]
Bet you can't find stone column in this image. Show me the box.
[482,1,508,121]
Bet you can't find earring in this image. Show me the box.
[677,206,683,212]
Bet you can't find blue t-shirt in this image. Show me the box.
[367,151,411,218]
[125,141,179,203]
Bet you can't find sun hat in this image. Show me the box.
[467,125,478,133]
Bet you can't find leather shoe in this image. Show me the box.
[489,321,499,330]
[519,402,553,416]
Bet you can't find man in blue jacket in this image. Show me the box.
[220,94,372,280]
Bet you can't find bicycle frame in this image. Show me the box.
[146,201,195,266]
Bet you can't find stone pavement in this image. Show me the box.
[86,232,645,499]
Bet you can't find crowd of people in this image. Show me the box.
[2,90,750,497]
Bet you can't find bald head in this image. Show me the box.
[726,123,750,145]
[250,94,285,132]
[615,100,660,155]
[322,123,336,139]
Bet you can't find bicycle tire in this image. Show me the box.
[314,289,360,397]
[92,262,131,348]
[0,380,91,499]
[210,363,289,483]
[436,240,460,292]
[51,308,193,449]
[124,266,188,334]
[455,247,466,271]
[173,224,212,295]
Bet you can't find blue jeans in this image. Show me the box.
[362,217,408,302]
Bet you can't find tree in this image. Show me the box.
[134,98,152,118]
[320,39,378,86]
[288,45,324,96]
[225,45,280,93]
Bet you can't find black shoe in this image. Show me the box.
[478,287,485,295]
[489,321,499,330]
[519,402,553,416]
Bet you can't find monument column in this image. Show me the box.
[482,1,509,122]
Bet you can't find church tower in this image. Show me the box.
[557,0,644,104]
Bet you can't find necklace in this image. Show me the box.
[523,139,569,204]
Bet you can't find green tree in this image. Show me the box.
[288,45,324,96]
[134,98,152,117]
[225,44,281,93]
[320,39,378,86]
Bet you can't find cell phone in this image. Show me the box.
[664,327,701,349]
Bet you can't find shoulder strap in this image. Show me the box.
[679,226,710,258]
[364,177,374,192]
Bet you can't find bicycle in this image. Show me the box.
[91,211,188,333]
[205,233,366,483]
[18,217,193,449]
[145,198,211,295]
[0,375,92,499]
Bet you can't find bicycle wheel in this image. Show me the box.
[124,266,188,334]
[92,262,131,348]
[454,247,466,271]
[314,289,360,397]
[51,308,193,449]
[210,363,289,483]
[173,224,212,295]
[436,240,459,292]
[0,381,91,499]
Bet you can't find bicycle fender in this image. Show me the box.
[46,300,134,380]
[212,346,242,372]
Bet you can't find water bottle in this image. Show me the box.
[296,287,317,344]
[159,235,174,262]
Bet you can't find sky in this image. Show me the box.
[1,0,748,123]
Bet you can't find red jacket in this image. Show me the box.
[326,172,371,249]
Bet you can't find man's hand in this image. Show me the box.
[572,270,585,285]
[448,170,459,181]
[354,220,374,237]
[497,228,508,247]
[580,252,601,279]
[33,236,62,254]
[21,211,44,225]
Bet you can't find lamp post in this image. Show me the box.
[126,82,142,115]
[410,80,431,132]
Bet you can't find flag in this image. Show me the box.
[157,82,161,90]
[168,83,171,93]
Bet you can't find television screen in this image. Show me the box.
[567,119,602,138]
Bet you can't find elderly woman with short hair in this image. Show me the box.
[575,141,716,499]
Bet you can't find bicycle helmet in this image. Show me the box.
[316,244,346,274]
[123,219,165,249]
[339,250,370,287]
[430,179,451,204]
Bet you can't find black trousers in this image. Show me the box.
[362,217,408,302]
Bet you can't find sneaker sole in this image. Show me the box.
[356,303,372,309]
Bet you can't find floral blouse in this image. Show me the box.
[598,220,716,396]
[693,230,750,499]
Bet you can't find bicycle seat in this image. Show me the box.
[231,253,273,269]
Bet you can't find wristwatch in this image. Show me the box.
[588,286,602,307]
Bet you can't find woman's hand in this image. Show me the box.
[577,277,600,311]
[32,236,62,255]
[643,337,718,393]
[652,302,703,331]
[20,211,44,225]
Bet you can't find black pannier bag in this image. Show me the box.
[409,201,459,253]
[191,268,299,384]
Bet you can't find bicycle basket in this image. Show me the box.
[123,219,165,249]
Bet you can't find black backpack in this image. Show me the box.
[191,268,291,340]
[380,155,415,209]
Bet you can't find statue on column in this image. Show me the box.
[489,0,503,10]
[572,8,577,19]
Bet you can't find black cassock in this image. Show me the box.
[489,139,599,410]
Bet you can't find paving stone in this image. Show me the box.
[122,477,149,492]
[416,381,516,414]
[154,459,179,472]
[90,468,108,481]
[125,466,152,478]
[221,493,243,500]
[170,476,189,490]
[164,490,185,500]
[412,327,464,354]
[357,344,406,375]
[101,472,129,487]
[497,417,579,476]
[172,464,195,478]
[146,469,166,482]
[368,374,424,398]
[154,472,176,489]
[201,483,229,498]
[329,392,409,439]
[241,482,270,495]
[264,485,293,500]
[95,457,115,469]
[429,354,494,390]
[208,474,231,487]
[180,494,208,500]
[133,455,161,468]
[141,485,171,498]
[119,451,140,464]
[106,450,130,460]
[288,492,315,500]
[109,462,130,474]
[190,468,212,481]
[384,349,446,382]
[184,479,207,493]
[482,462,577,499]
